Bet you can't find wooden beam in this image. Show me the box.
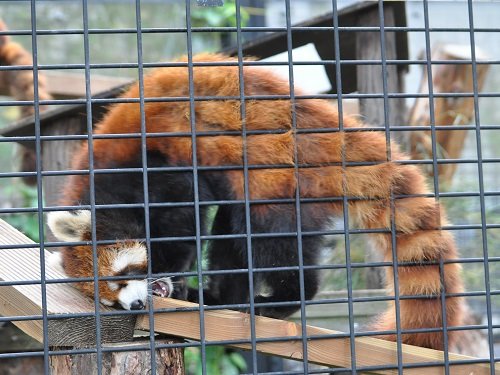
[0,219,136,346]
[43,72,133,99]
[136,297,497,375]
[0,71,132,99]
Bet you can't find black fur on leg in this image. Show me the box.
[202,203,325,319]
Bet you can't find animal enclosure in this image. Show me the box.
[0,1,499,374]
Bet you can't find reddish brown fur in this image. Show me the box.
[60,53,464,349]
[60,241,147,304]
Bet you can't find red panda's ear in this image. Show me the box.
[47,210,91,242]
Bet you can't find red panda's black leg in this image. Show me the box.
[247,204,324,318]
[199,204,322,318]
[251,236,321,319]
[190,205,252,307]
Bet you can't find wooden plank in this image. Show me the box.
[0,83,128,141]
[137,297,497,375]
[0,219,136,346]
[0,71,132,99]
[43,72,133,99]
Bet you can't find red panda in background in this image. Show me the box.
[47,53,464,350]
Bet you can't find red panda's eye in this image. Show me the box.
[116,265,147,277]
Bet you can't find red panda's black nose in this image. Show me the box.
[130,300,145,310]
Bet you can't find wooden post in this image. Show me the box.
[0,219,184,374]
[355,6,407,146]
[49,340,184,375]
[408,44,490,186]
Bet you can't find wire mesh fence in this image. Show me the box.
[0,0,499,374]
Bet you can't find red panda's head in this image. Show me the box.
[47,210,172,310]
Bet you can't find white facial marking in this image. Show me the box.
[111,243,147,274]
[107,281,119,291]
[118,280,148,310]
[100,298,114,306]
[47,210,91,242]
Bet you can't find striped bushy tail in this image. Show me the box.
[343,129,465,350]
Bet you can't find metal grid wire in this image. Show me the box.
[0,0,499,374]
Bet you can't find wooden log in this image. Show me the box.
[136,297,498,375]
[40,116,87,210]
[408,44,490,185]
[49,340,184,375]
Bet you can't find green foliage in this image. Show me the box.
[190,1,251,51]
[0,105,21,128]
[184,206,248,374]
[187,206,218,289]
[191,1,250,28]
[321,234,371,291]
[184,346,247,375]
[3,183,40,242]
[441,189,500,295]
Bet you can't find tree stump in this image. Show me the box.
[49,340,184,375]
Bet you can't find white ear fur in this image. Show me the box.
[47,251,66,275]
[47,210,91,242]
[111,243,147,273]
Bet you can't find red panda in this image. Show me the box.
[47,53,464,350]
